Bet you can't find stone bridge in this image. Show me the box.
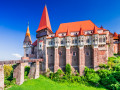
[0,59,43,90]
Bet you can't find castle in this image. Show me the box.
[23,5,120,75]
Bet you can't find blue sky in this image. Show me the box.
[0,0,120,60]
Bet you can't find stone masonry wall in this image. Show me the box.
[84,46,93,68]
[47,47,54,72]
[70,46,79,71]
[59,46,66,71]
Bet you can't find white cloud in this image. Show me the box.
[12,53,22,59]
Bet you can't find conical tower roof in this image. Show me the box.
[66,28,70,36]
[54,30,58,37]
[79,27,84,35]
[36,5,52,32]
[93,26,98,34]
[24,22,32,44]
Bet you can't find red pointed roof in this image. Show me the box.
[114,32,118,37]
[66,28,70,36]
[79,27,84,35]
[54,30,58,37]
[36,5,52,32]
[93,26,98,34]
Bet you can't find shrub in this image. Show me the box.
[112,65,120,71]
[56,69,64,77]
[96,69,112,78]
[4,79,10,87]
[100,75,117,87]
[4,65,13,78]
[51,69,64,82]
[86,73,100,84]
[24,66,30,76]
[112,71,120,81]
[65,64,71,75]
[84,67,95,75]
[99,64,110,69]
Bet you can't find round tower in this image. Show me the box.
[23,22,32,57]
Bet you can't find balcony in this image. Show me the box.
[36,31,47,38]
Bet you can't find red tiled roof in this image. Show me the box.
[32,40,37,46]
[36,5,52,32]
[57,20,101,33]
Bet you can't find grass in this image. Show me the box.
[8,75,106,90]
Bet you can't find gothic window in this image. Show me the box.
[26,54,28,57]
[86,51,90,56]
[72,40,74,44]
[48,41,51,45]
[51,41,53,45]
[59,51,62,56]
[75,39,77,43]
[103,38,106,42]
[48,41,53,45]
[73,52,76,56]
[61,40,64,44]
[86,39,90,43]
[99,38,102,42]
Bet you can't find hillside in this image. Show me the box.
[8,75,106,90]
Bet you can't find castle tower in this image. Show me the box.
[23,22,32,57]
[36,5,53,72]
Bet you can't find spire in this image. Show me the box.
[66,28,70,36]
[93,26,98,34]
[26,22,30,36]
[36,5,52,32]
[54,30,58,37]
[114,32,118,37]
[79,27,84,35]
[24,22,32,44]
[100,25,103,29]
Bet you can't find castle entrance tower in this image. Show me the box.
[36,5,53,72]
[23,22,32,57]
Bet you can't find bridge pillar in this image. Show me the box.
[13,63,24,85]
[0,65,4,90]
[28,61,40,79]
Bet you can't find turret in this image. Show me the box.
[65,29,71,48]
[78,27,84,47]
[23,22,32,57]
[54,30,59,48]
[92,26,99,47]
